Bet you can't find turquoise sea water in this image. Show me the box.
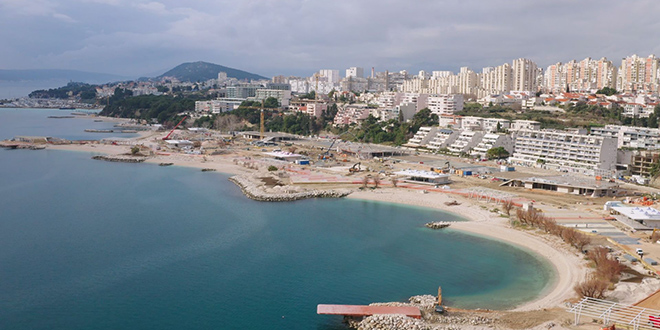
[0,108,138,140]
[0,109,555,329]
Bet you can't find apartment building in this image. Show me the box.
[629,150,660,177]
[510,120,541,131]
[406,127,438,147]
[509,129,618,175]
[333,104,370,126]
[226,84,261,98]
[427,129,460,151]
[253,89,291,108]
[512,58,539,93]
[471,133,514,158]
[448,130,485,154]
[591,125,660,149]
[194,99,244,113]
[427,94,464,115]
[346,67,364,78]
[617,54,660,93]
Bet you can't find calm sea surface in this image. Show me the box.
[0,109,554,329]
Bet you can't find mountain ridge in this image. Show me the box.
[158,61,268,82]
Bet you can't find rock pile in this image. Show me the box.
[228,175,351,202]
[349,314,430,330]
[92,155,146,163]
[424,222,451,229]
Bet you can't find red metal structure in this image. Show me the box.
[317,304,422,319]
[162,116,187,140]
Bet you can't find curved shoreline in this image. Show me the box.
[346,189,587,312]
[44,144,585,311]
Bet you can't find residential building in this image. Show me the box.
[512,58,539,93]
[406,127,438,147]
[427,129,460,151]
[333,104,370,126]
[346,67,364,78]
[471,133,514,158]
[253,89,292,108]
[617,54,660,93]
[319,69,340,84]
[427,94,464,115]
[509,129,618,175]
[591,125,660,149]
[226,84,261,98]
[629,150,660,177]
[447,130,485,154]
[510,120,541,131]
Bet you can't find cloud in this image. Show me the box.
[2,0,660,77]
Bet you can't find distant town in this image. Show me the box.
[3,54,660,183]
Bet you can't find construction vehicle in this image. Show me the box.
[431,161,451,173]
[162,116,187,140]
[348,163,361,174]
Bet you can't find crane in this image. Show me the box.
[162,116,187,140]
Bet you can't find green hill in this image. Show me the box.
[158,61,268,82]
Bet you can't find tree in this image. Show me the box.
[486,147,510,159]
[130,146,140,155]
[596,87,617,96]
[263,97,279,109]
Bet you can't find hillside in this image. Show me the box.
[158,61,268,82]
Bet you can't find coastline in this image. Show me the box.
[45,143,586,312]
[346,188,587,312]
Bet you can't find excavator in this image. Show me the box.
[431,161,451,173]
[348,162,361,174]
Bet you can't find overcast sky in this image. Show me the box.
[2,0,660,78]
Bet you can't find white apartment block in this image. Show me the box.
[194,99,243,113]
[406,127,438,147]
[333,104,370,126]
[591,125,660,149]
[427,94,464,115]
[512,58,539,93]
[510,129,618,175]
[471,133,514,158]
[427,129,460,151]
[319,69,340,84]
[448,130,485,154]
[290,102,327,118]
[253,89,292,108]
[346,67,364,78]
[510,120,541,131]
[482,118,511,132]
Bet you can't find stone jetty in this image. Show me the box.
[345,295,497,330]
[424,222,451,229]
[92,155,146,163]
[229,174,351,202]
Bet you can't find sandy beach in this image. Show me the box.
[346,188,588,312]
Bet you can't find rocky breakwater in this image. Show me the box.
[92,155,147,163]
[346,295,497,330]
[424,222,451,229]
[228,174,351,202]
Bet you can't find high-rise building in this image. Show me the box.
[512,58,539,93]
[617,54,660,93]
[346,67,364,78]
[319,69,340,84]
